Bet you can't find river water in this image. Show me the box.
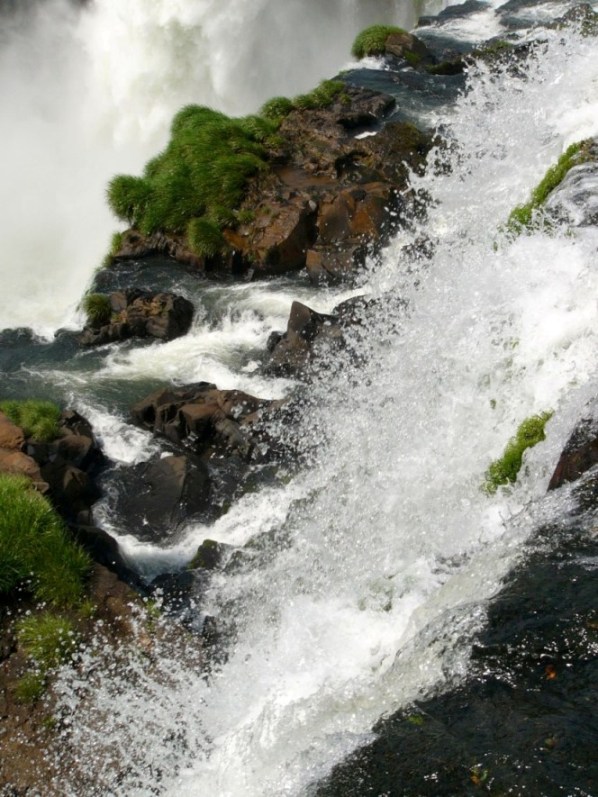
[1,0,597,795]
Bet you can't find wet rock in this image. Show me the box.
[79,290,194,346]
[70,524,139,586]
[131,383,273,460]
[189,538,229,570]
[111,453,211,543]
[548,411,598,490]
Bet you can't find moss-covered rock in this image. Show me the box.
[484,412,553,493]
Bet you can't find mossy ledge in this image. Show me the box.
[351,24,409,58]
[484,411,553,493]
[507,139,593,232]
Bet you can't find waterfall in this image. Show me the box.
[0,0,422,336]
[46,16,598,797]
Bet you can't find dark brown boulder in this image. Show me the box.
[111,454,211,543]
[79,290,194,346]
[548,413,598,490]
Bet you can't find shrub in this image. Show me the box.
[0,399,61,442]
[484,411,553,493]
[0,473,91,605]
[82,293,112,328]
[351,25,408,59]
[507,140,592,233]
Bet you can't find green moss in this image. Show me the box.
[0,473,91,605]
[507,140,593,233]
[0,399,61,442]
[82,293,112,328]
[351,24,407,59]
[484,411,553,493]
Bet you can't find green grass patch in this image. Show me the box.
[82,293,112,328]
[14,671,46,704]
[0,399,61,442]
[17,612,77,669]
[507,140,593,233]
[293,80,346,110]
[187,217,228,257]
[0,473,91,605]
[351,25,408,59]
[484,411,553,493]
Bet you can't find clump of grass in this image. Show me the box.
[351,24,408,59]
[106,105,271,254]
[507,140,593,233]
[0,399,61,442]
[293,80,345,110]
[82,293,112,328]
[17,613,77,669]
[484,411,553,493]
[0,473,91,605]
[14,671,46,704]
[260,96,295,121]
[187,218,228,257]
[15,612,78,703]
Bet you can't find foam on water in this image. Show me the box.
[51,22,598,797]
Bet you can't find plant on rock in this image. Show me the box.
[0,398,61,442]
[484,411,553,493]
[82,293,112,328]
[351,25,408,58]
[0,473,91,605]
[507,139,593,232]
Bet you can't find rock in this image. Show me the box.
[384,30,435,67]
[548,412,598,490]
[131,383,272,459]
[70,525,140,586]
[79,290,194,346]
[189,538,229,570]
[0,412,24,450]
[111,454,211,543]
[0,448,48,491]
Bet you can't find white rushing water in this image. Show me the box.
[0,0,424,336]
[48,15,598,797]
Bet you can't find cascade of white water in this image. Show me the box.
[50,21,598,797]
[0,0,422,336]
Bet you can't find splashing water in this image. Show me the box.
[50,22,598,797]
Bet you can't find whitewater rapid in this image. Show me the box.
[46,13,598,797]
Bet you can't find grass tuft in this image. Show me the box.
[14,671,46,704]
[484,411,553,493]
[0,399,61,442]
[351,25,408,59]
[507,140,593,233]
[17,613,77,670]
[82,293,112,328]
[0,473,91,605]
[187,218,228,257]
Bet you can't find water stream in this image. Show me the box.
[1,0,597,795]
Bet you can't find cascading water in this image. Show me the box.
[0,0,424,336]
[40,15,598,797]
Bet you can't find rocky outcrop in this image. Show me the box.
[131,383,276,460]
[112,85,432,284]
[79,290,194,346]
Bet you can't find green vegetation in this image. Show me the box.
[106,77,349,259]
[15,613,78,703]
[0,473,90,605]
[484,411,553,493]
[351,25,408,59]
[17,612,77,669]
[82,292,112,327]
[507,140,592,232]
[0,399,61,442]
[107,105,273,253]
